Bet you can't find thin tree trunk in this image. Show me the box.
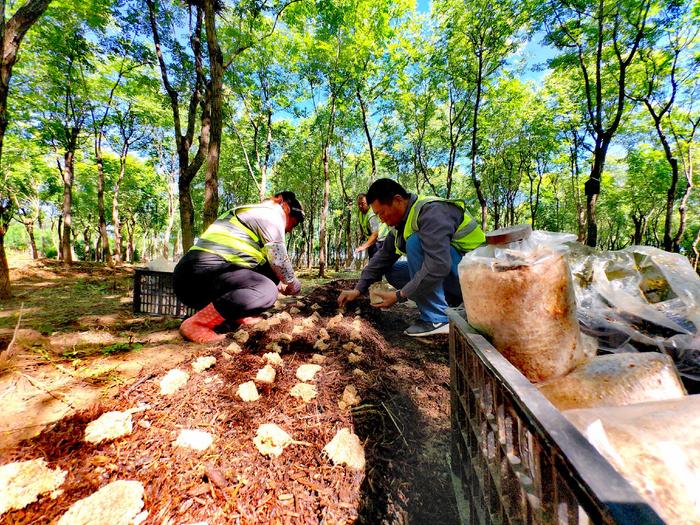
[95,152,113,264]
[126,219,135,263]
[585,138,610,248]
[147,0,208,252]
[672,148,694,252]
[202,1,223,228]
[319,145,330,277]
[644,105,680,252]
[112,149,127,263]
[569,133,586,242]
[0,0,52,163]
[470,57,488,230]
[0,217,10,298]
[0,0,53,298]
[163,172,176,259]
[24,221,38,259]
[261,108,272,198]
[357,88,376,178]
[83,226,92,261]
[60,131,79,264]
[56,215,62,260]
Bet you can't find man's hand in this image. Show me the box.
[370,289,398,309]
[338,289,361,307]
[280,278,301,296]
[354,246,366,254]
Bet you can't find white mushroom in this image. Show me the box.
[174,429,213,451]
[255,365,277,384]
[296,364,322,382]
[237,381,260,402]
[159,369,189,395]
[253,424,293,457]
[192,356,216,373]
[323,429,365,470]
[290,383,317,402]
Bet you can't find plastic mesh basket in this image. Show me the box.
[133,269,196,318]
[447,309,665,525]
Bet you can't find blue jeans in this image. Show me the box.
[385,234,464,323]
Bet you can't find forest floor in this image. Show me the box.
[0,256,458,524]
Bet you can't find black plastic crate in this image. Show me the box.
[133,269,196,318]
[447,309,665,525]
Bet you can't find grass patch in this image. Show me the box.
[100,342,144,356]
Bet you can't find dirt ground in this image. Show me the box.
[0,259,458,524]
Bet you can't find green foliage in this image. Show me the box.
[0,0,696,274]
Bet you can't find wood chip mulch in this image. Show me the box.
[2,279,458,524]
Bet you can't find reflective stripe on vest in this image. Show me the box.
[190,205,267,267]
[395,196,485,256]
[359,209,372,239]
[377,221,389,241]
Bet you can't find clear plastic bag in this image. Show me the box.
[459,229,586,382]
[567,245,700,388]
[565,395,700,525]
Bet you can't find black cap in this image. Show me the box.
[275,191,305,222]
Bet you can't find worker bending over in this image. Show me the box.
[174,191,304,343]
[355,193,388,260]
[338,179,485,337]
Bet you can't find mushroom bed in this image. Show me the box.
[2,280,458,524]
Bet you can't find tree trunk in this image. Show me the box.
[470,56,488,231]
[644,106,680,252]
[24,221,38,259]
[126,219,135,262]
[60,137,78,264]
[585,138,610,248]
[0,0,53,298]
[306,212,313,269]
[0,221,10,299]
[672,152,693,253]
[112,151,128,263]
[631,213,646,245]
[147,0,208,253]
[0,0,52,163]
[569,135,586,243]
[179,176,196,252]
[357,88,375,178]
[56,215,62,260]
[261,107,272,198]
[202,1,223,229]
[83,226,92,261]
[692,228,700,271]
[318,146,330,277]
[163,171,176,259]
[95,150,113,264]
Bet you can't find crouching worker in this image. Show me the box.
[337,179,485,337]
[174,191,304,343]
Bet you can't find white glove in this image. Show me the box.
[281,278,301,296]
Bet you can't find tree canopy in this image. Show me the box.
[1,0,699,295]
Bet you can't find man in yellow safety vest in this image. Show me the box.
[338,178,484,337]
[355,193,389,260]
[174,191,304,343]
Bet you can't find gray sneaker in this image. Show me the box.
[404,320,449,337]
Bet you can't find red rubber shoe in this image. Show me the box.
[180,303,226,343]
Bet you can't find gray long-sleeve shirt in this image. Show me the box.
[355,194,464,299]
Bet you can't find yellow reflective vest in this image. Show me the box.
[395,196,485,256]
[190,205,268,267]
[359,209,389,241]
